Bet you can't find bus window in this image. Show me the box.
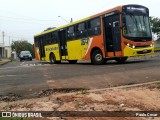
[51,32,58,43]
[88,17,101,36]
[76,22,87,38]
[67,26,75,40]
[45,33,52,45]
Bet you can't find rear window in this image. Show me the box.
[21,51,31,54]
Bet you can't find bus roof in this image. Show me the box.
[34,5,123,37]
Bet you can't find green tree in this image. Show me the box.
[44,27,56,31]
[150,16,160,34]
[11,40,34,57]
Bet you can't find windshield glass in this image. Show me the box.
[21,51,31,54]
[123,14,151,38]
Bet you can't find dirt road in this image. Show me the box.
[0,82,160,120]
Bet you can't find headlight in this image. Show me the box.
[132,45,135,49]
[150,44,153,47]
[126,43,135,48]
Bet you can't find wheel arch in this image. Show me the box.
[49,52,54,58]
[90,47,104,59]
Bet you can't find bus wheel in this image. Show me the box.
[50,53,56,64]
[115,57,128,63]
[68,60,77,64]
[91,50,105,65]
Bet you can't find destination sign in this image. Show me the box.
[123,5,148,14]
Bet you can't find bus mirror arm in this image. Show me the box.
[120,12,126,15]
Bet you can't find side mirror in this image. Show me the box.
[120,12,126,15]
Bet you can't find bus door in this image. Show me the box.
[58,29,68,59]
[103,11,121,56]
[39,36,45,60]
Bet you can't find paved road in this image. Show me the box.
[0,54,160,98]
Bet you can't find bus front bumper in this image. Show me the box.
[123,46,154,57]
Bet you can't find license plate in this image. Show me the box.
[143,50,148,53]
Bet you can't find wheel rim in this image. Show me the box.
[95,53,103,62]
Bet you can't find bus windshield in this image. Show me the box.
[123,14,151,39]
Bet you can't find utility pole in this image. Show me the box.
[1,31,5,58]
[2,31,5,45]
[9,36,11,46]
[70,18,73,23]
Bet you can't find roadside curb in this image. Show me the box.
[1,81,159,105]
[0,60,10,66]
[88,80,160,93]
[49,81,160,98]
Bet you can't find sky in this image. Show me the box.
[0,0,160,46]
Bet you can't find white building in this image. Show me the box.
[0,43,5,58]
[0,44,12,58]
[4,46,12,58]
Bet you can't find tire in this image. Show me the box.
[91,50,105,65]
[50,53,56,64]
[115,57,128,63]
[20,59,22,62]
[30,58,32,61]
[68,60,77,64]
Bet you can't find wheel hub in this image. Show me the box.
[95,54,102,62]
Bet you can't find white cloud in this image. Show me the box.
[0,0,159,45]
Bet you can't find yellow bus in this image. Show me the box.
[34,4,154,65]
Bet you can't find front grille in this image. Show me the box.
[24,55,29,58]
[137,50,152,54]
[135,45,150,49]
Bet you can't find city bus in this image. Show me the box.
[34,4,154,65]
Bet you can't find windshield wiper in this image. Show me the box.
[129,14,139,32]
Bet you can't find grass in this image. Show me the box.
[155,82,160,87]
[9,57,14,62]
[80,89,88,94]
[156,38,160,42]
[154,47,160,52]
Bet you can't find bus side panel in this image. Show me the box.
[44,44,61,61]
[81,38,93,60]
[82,35,104,60]
[67,38,97,60]
[67,40,82,60]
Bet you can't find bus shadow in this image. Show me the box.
[77,59,149,66]
[38,59,150,66]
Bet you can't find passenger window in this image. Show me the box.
[45,34,51,45]
[67,26,75,40]
[88,17,101,36]
[51,32,58,43]
[76,22,87,38]
[78,23,85,31]
[113,21,119,27]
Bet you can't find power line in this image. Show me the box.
[0,17,58,25]
[0,8,61,22]
[0,15,61,22]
